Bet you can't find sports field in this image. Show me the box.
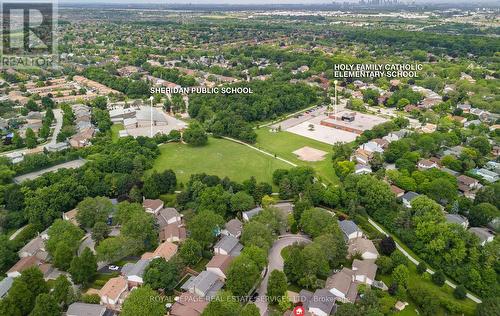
[153,137,291,185]
[255,128,339,185]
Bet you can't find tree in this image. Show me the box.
[197,185,232,217]
[142,170,177,199]
[454,285,467,300]
[376,256,394,274]
[469,136,492,156]
[390,251,408,268]
[143,258,179,291]
[230,191,255,213]
[46,219,84,258]
[333,160,355,180]
[121,212,157,252]
[121,286,165,316]
[469,203,499,227]
[226,256,260,297]
[241,221,274,250]
[300,208,337,238]
[392,264,410,288]
[25,128,37,148]
[8,279,33,315]
[202,290,242,316]
[18,267,48,299]
[0,236,17,274]
[417,262,427,274]
[241,245,267,270]
[183,122,208,146]
[76,196,113,228]
[51,275,73,306]
[188,210,224,248]
[476,297,500,316]
[380,236,396,255]
[179,239,202,266]
[431,270,446,287]
[69,247,97,286]
[241,303,260,316]
[267,270,288,304]
[92,221,110,244]
[53,241,74,270]
[96,236,135,262]
[30,293,60,316]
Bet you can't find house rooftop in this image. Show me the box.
[468,227,494,243]
[0,277,13,298]
[66,302,107,316]
[401,191,419,201]
[122,259,150,278]
[170,292,208,316]
[224,219,243,237]
[181,270,224,299]
[7,256,39,275]
[348,238,379,258]
[141,241,178,261]
[142,199,163,211]
[339,220,361,237]
[206,255,233,274]
[156,208,181,227]
[214,235,243,256]
[99,276,127,302]
[352,259,377,282]
[243,207,263,220]
[445,214,468,226]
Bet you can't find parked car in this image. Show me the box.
[108,265,119,271]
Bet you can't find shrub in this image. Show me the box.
[453,285,467,300]
[431,270,446,287]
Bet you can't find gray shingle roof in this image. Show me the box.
[0,277,13,298]
[243,207,263,220]
[401,191,419,201]
[122,259,150,278]
[66,303,106,316]
[181,271,224,299]
[445,214,468,225]
[308,289,336,315]
[214,235,243,256]
[339,220,360,237]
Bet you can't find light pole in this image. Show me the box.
[149,96,154,138]
[334,80,338,120]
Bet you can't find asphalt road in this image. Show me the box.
[255,234,311,316]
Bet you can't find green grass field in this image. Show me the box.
[255,128,339,185]
[153,137,291,186]
[111,124,124,142]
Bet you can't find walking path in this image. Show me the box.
[367,218,482,304]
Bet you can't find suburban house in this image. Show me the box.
[472,168,499,183]
[0,277,13,299]
[298,289,337,316]
[355,164,372,174]
[361,141,384,154]
[69,127,95,148]
[181,270,224,299]
[156,208,182,227]
[99,276,128,310]
[348,238,379,260]
[141,241,178,261]
[242,207,263,222]
[142,199,163,214]
[390,185,405,198]
[325,259,378,303]
[160,222,187,243]
[66,302,108,316]
[468,227,495,246]
[352,148,373,165]
[7,256,45,278]
[213,235,243,256]
[445,214,469,229]
[18,235,48,261]
[417,159,438,170]
[339,220,363,241]
[457,175,482,197]
[325,268,358,303]
[442,146,465,158]
[121,259,150,287]
[206,254,234,279]
[351,259,378,285]
[170,291,208,316]
[63,209,79,226]
[401,192,420,208]
[221,219,243,239]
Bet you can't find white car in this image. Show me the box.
[108,265,119,271]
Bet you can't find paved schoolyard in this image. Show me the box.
[287,121,358,145]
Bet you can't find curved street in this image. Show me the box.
[255,234,312,316]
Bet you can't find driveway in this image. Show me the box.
[255,234,311,316]
[45,108,63,148]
